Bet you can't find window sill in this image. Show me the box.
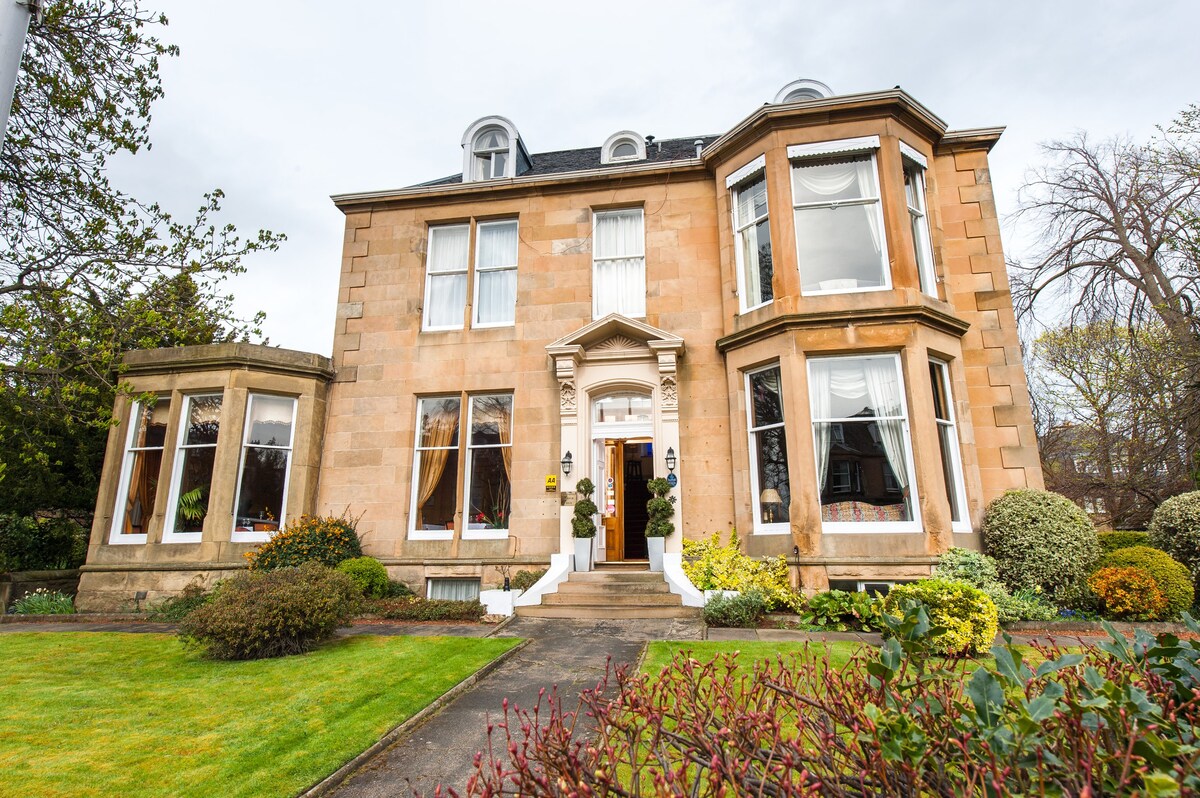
[161,533,203,544]
[107,534,147,545]
[408,528,454,541]
[800,284,891,297]
[751,523,791,536]
[738,299,773,315]
[462,527,508,541]
[231,530,273,544]
[821,522,923,534]
[420,325,466,334]
[471,321,515,330]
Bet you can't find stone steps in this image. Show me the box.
[515,567,700,620]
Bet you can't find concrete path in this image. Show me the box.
[328,616,704,797]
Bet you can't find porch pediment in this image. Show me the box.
[545,314,684,365]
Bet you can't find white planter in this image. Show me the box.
[479,588,521,616]
[647,537,665,572]
[573,537,593,571]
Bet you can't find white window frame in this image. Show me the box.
[427,577,481,601]
[902,143,938,297]
[601,130,647,164]
[462,393,513,541]
[472,219,519,329]
[930,359,970,532]
[109,397,170,545]
[162,393,223,544]
[409,396,460,541]
[729,155,773,313]
[808,353,922,534]
[422,224,470,332]
[789,136,891,297]
[746,363,791,536]
[592,208,646,319]
[230,394,297,544]
[472,128,510,181]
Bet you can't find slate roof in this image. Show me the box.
[412,135,720,188]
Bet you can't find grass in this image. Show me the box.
[0,632,522,798]
[642,640,863,675]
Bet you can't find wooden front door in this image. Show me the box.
[603,440,624,561]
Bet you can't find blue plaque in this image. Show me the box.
[666,473,678,488]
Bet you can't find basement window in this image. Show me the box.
[427,578,481,601]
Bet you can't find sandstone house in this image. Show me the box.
[76,79,1042,613]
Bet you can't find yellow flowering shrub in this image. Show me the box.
[882,579,999,656]
[1088,566,1168,621]
[682,530,801,611]
[244,514,363,571]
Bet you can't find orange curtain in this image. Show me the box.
[497,404,512,479]
[416,411,458,523]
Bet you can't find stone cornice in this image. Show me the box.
[121,343,335,382]
[715,305,972,354]
[938,126,1006,154]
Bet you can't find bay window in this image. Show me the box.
[110,397,170,543]
[730,160,774,312]
[902,142,938,296]
[593,208,645,318]
[163,394,222,542]
[790,137,889,294]
[746,364,791,534]
[930,360,969,529]
[808,354,920,530]
[232,394,297,542]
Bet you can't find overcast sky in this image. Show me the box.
[106,0,1200,356]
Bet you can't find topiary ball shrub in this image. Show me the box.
[933,547,1058,624]
[1149,491,1200,579]
[178,562,358,660]
[882,579,998,656]
[244,514,363,571]
[335,556,390,599]
[1095,546,1194,619]
[1098,530,1151,554]
[982,489,1098,601]
[1088,566,1167,621]
[703,589,768,628]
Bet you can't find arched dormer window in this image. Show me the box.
[601,131,646,165]
[461,116,530,183]
[773,78,834,104]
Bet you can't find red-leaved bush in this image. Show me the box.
[430,603,1200,796]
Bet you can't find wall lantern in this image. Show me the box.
[561,451,573,476]
[665,447,677,473]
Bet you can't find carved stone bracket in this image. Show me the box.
[559,380,576,412]
[660,375,678,409]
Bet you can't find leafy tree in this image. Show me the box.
[0,1,282,516]
[1029,321,1193,527]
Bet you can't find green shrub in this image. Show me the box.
[1098,530,1151,554]
[512,569,547,592]
[149,582,211,621]
[703,589,768,628]
[1149,491,1200,580]
[178,563,358,660]
[682,530,801,611]
[244,514,362,571]
[882,578,998,656]
[372,597,486,622]
[0,515,87,572]
[384,579,414,598]
[934,547,1058,624]
[1095,545,1194,619]
[1088,566,1167,620]
[571,479,597,539]
[800,590,882,631]
[8,588,75,615]
[645,478,676,538]
[335,556,390,599]
[982,489,1099,601]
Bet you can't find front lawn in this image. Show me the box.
[642,640,863,674]
[0,632,521,798]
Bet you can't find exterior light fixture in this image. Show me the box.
[561,451,573,476]
[665,447,677,473]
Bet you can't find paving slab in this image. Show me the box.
[327,616,703,797]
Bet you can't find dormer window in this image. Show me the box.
[473,128,509,180]
[461,116,530,183]
[601,131,646,165]
[773,78,835,104]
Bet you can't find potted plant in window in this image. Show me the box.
[645,477,677,572]
[571,478,597,572]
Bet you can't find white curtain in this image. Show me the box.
[429,578,480,601]
[477,222,517,268]
[245,395,294,447]
[862,359,909,493]
[594,210,645,317]
[476,222,518,325]
[427,226,468,327]
[792,156,882,255]
[808,365,832,489]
